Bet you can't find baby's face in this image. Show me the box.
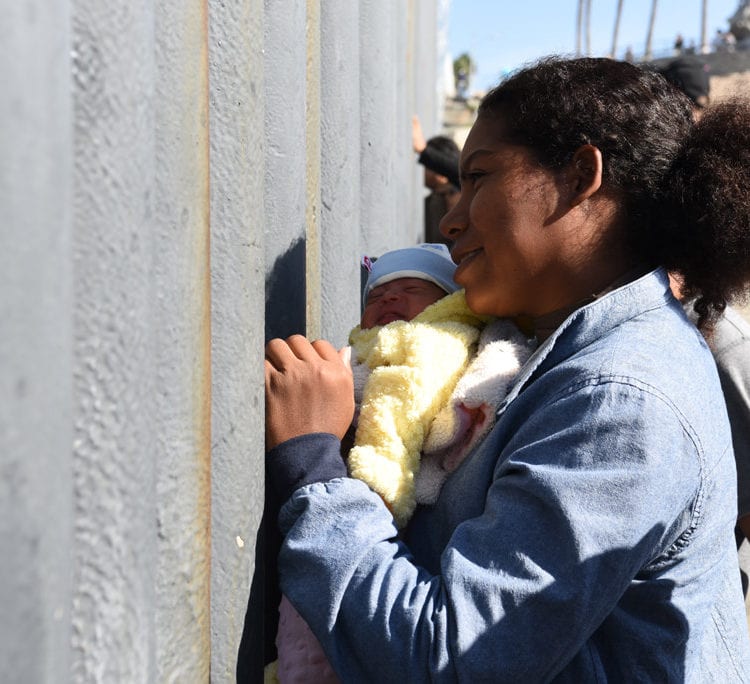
[361,277,447,329]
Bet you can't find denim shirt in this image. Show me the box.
[270,268,750,682]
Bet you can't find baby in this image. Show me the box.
[346,244,468,455]
[349,244,492,525]
[349,245,538,521]
[270,244,535,683]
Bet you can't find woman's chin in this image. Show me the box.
[464,289,516,319]
[463,289,495,316]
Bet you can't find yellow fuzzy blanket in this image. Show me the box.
[347,290,489,527]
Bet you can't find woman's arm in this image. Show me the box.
[270,381,703,682]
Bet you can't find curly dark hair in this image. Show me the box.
[478,57,750,329]
[657,101,750,327]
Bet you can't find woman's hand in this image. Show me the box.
[265,335,354,450]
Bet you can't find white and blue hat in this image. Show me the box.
[362,243,459,306]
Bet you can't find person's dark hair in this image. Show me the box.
[658,56,710,107]
[658,101,750,326]
[478,56,750,329]
[425,135,459,159]
[420,135,461,189]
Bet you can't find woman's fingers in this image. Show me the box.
[266,334,318,367]
[310,338,344,362]
[266,335,349,367]
[264,336,354,449]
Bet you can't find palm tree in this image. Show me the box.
[611,0,625,58]
[577,0,593,56]
[452,53,475,98]
[644,0,658,60]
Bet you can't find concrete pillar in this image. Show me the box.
[264,0,308,343]
[152,1,212,679]
[410,0,444,242]
[320,0,362,344]
[69,0,211,679]
[306,0,323,341]
[359,0,406,258]
[207,0,267,679]
[1,1,444,681]
[1,1,74,681]
[69,2,159,680]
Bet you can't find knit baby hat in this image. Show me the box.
[362,243,459,307]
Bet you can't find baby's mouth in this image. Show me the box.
[377,312,406,326]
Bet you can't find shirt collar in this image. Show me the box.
[495,267,672,415]
[531,267,649,344]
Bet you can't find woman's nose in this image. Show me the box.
[439,193,467,240]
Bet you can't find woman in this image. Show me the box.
[263,58,750,681]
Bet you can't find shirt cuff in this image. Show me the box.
[267,432,348,504]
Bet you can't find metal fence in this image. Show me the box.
[1,1,445,680]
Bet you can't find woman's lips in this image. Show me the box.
[454,248,482,276]
[460,248,482,264]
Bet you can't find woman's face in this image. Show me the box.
[440,115,573,320]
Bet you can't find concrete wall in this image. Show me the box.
[1,0,445,681]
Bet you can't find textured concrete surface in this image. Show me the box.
[2,1,447,681]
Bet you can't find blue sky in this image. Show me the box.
[447,0,742,92]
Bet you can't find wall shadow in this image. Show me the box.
[238,239,307,682]
[264,238,306,344]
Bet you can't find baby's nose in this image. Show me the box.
[382,289,402,301]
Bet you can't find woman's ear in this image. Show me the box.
[567,144,603,207]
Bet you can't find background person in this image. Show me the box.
[411,115,460,245]
[658,55,711,111]
[656,57,750,593]
[668,280,750,552]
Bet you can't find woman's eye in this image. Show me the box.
[461,170,485,185]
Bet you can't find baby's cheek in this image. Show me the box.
[360,306,377,329]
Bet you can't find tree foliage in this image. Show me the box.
[453,52,475,90]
